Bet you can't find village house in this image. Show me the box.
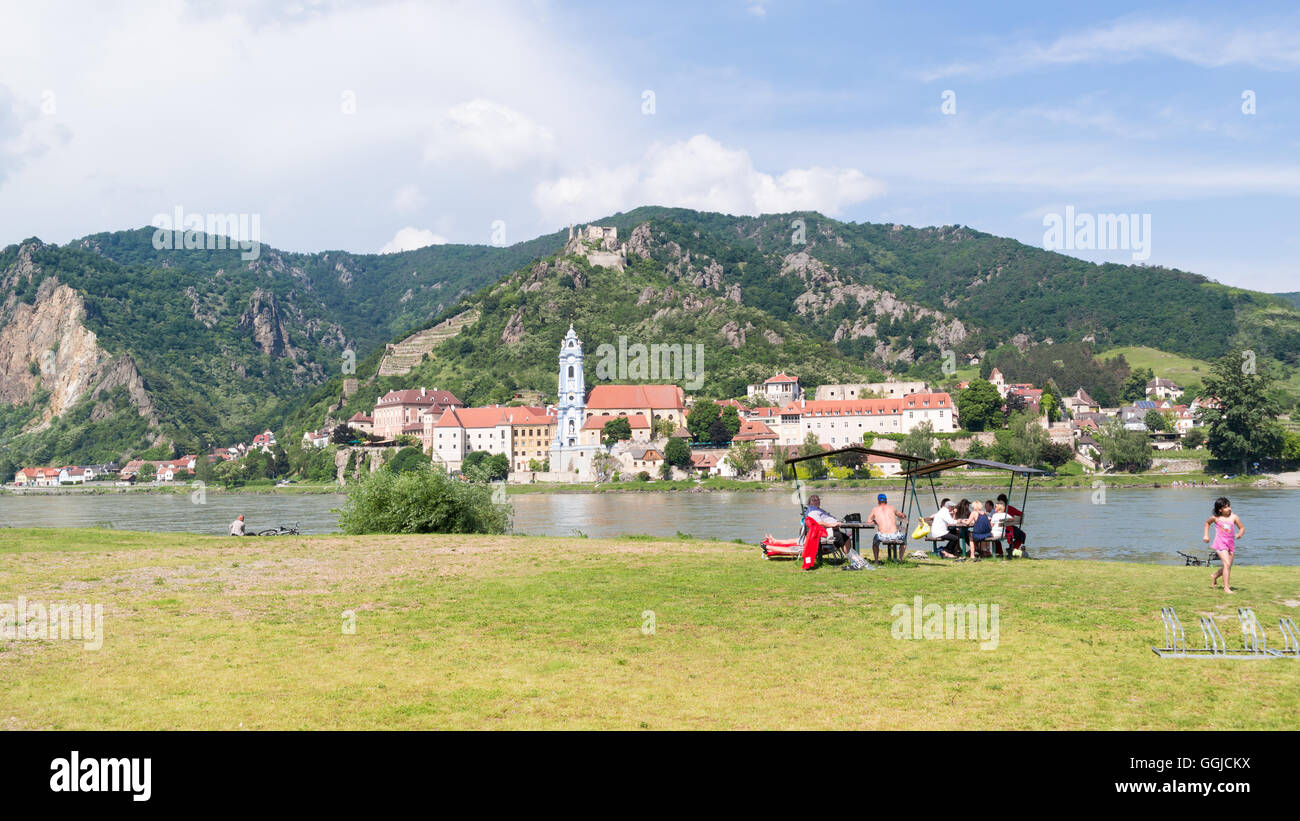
[301,428,331,449]
[988,368,1008,398]
[619,444,664,474]
[1061,388,1100,416]
[57,467,89,485]
[347,412,374,436]
[732,418,778,444]
[507,407,557,473]
[746,373,801,404]
[1146,377,1183,401]
[251,430,277,451]
[374,387,465,440]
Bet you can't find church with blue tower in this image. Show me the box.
[550,324,589,474]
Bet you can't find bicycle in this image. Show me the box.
[257,522,301,536]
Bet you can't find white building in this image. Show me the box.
[747,373,801,404]
[814,380,928,400]
[784,392,958,446]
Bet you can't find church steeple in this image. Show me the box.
[551,325,587,472]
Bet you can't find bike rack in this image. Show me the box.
[1152,607,1288,658]
[1277,616,1300,656]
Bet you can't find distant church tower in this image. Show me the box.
[550,324,587,474]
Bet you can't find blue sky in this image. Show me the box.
[1,0,1298,290]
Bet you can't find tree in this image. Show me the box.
[1196,350,1286,473]
[707,418,733,445]
[796,433,828,479]
[994,412,1048,468]
[331,424,361,445]
[1120,367,1154,403]
[719,405,742,438]
[898,421,936,460]
[338,465,509,534]
[653,417,676,439]
[387,446,428,474]
[1002,392,1027,424]
[194,456,216,484]
[137,463,156,482]
[664,437,692,470]
[1094,419,1152,473]
[463,450,508,481]
[1041,441,1075,468]
[1282,431,1300,464]
[1040,384,1060,424]
[213,459,247,488]
[957,378,1001,432]
[1144,409,1171,432]
[591,451,617,482]
[725,440,759,478]
[935,440,959,461]
[601,417,632,446]
[686,402,721,442]
[1182,427,1206,449]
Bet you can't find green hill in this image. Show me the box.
[5,206,1300,471]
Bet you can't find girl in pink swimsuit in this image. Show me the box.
[1203,497,1245,594]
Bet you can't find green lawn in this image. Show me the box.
[1,528,1297,730]
[1103,345,1210,387]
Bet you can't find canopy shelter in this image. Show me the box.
[906,457,1045,528]
[780,446,929,540]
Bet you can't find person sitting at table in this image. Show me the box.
[953,499,977,557]
[997,493,1026,556]
[970,500,995,558]
[924,499,962,558]
[987,499,1010,556]
[866,493,907,562]
[802,494,855,570]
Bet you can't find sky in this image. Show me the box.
[1,0,1298,291]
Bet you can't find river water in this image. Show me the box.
[2,486,1296,565]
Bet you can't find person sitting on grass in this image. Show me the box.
[229,514,246,537]
[866,493,907,562]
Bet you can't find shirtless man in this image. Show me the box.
[866,493,907,562]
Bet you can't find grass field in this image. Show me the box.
[1103,345,1211,387]
[2,528,1297,730]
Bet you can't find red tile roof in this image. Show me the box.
[377,388,464,408]
[764,373,798,384]
[733,419,777,441]
[586,384,685,410]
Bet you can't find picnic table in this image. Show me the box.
[836,520,908,561]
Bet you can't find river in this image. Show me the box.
[2,486,1296,565]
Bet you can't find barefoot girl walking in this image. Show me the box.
[1204,497,1245,594]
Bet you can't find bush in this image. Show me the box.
[387,446,428,474]
[337,466,510,535]
[636,471,650,481]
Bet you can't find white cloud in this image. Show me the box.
[924,16,1300,80]
[379,227,447,254]
[423,99,556,172]
[533,134,885,224]
[392,184,425,214]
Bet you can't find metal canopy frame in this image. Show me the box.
[905,457,1045,525]
[780,446,928,542]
